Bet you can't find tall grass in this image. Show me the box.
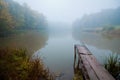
[104,54,120,79]
[0,48,54,80]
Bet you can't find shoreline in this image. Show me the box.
[102,29,120,38]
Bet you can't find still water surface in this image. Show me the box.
[0,30,120,80]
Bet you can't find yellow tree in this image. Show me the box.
[0,0,14,32]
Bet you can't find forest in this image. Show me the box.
[0,0,47,36]
[73,7,120,30]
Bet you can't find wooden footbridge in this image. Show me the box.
[74,44,115,80]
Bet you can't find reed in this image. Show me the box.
[0,48,54,80]
[104,54,120,79]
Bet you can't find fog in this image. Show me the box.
[14,0,120,24]
[1,0,120,79]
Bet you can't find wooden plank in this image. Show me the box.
[75,45,115,80]
[76,45,92,55]
[86,55,115,80]
[80,55,99,80]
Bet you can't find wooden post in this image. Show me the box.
[74,45,77,69]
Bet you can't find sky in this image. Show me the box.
[14,0,120,24]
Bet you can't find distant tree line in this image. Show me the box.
[73,7,120,29]
[0,0,47,36]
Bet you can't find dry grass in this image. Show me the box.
[73,67,83,80]
[0,48,54,80]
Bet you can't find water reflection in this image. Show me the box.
[34,31,80,80]
[1,28,119,80]
[72,31,120,54]
[0,30,48,56]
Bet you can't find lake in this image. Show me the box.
[0,30,120,80]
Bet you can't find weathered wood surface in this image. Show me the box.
[74,45,115,80]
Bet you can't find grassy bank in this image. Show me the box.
[0,48,54,80]
[102,26,120,37]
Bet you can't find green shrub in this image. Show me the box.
[104,54,120,78]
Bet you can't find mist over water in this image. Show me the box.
[1,0,120,80]
[14,0,120,24]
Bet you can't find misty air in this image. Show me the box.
[0,0,120,80]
